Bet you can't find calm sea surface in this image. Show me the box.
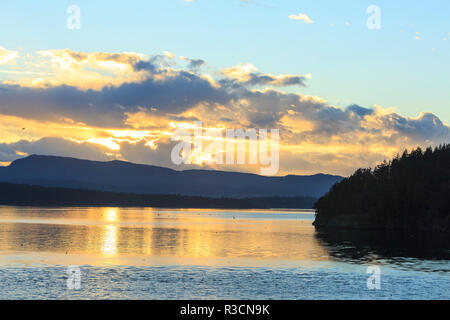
[0,206,448,299]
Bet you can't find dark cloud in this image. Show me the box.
[220,73,308,88]
[247,73,307,87]
[0,51,448,150]
[0,143,18,162]
[0,84,128,127]
[102,70,231,114]
[180,57,206,72]
[346,104,374,117]
[0,71,232,127]
[382,112,450,143]
[132,54,172,73]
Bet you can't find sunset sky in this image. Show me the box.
[0,0,449,175]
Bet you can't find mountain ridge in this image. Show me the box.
[0,154,343,198]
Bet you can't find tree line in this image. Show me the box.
[313,144,450,232]
[0,182,316,209]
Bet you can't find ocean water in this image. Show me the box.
[0,206,448,300]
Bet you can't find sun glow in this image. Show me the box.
[87,137,121,150]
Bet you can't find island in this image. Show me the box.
[313,144,450,233]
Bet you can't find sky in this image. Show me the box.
[0,0,449,176]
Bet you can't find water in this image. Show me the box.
[0,206,448,299]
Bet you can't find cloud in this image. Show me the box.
[288,13,314,24]
[0,48,448,176]
[346,104,374,117]
[221,64,308,87]
[180,56,206,72]
[7,49,149,89]
[0,47,19,65]
[0,137,115,162]
[381,112,450,143]
[1,51,446,147]
[163,51,175,59]
[0,143,18,162]
[0,68,231,127]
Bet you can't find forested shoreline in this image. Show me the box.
[313,144,450,233]
[0,182,316,209]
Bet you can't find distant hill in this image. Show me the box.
[0,155,343,198]
[313,144,450,233]
[0,182,317,209]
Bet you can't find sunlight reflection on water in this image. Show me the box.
[0,206,448,299]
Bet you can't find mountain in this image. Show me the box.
[0,155,343,198]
